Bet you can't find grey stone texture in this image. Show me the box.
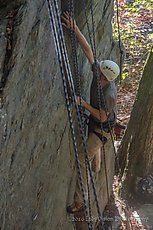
[0,0,121,229]
[137,204,153,228]
[0,21,7,83]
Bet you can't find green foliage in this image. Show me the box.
[112,0,153,81]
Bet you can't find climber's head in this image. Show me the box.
[99,60,120,81]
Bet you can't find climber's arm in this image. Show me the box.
[76,96,107,122]
[74,26,94,65]
[62,12,94,65]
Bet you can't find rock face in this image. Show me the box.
[0,1,120,229]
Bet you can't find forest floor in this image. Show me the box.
[103,1,153,229]
[103,178,153,230]
[115,0,153,125]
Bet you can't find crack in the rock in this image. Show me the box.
[57,122,68,153]
[0,9,18,94]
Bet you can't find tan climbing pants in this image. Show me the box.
[74,129,111,204]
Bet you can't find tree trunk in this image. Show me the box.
[119,48,153,198]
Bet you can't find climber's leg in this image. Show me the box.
[91,148,102,173]
[66,132,103,214]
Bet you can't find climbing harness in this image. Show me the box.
[92,130,108,144]
[113,122,126,141]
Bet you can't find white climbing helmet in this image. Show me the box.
[99,60,120,81]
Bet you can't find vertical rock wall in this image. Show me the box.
[0,0,120,229]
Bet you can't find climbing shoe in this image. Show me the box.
[66,203,85,214]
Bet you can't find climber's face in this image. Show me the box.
[99,69,109,87]
[97,66,107,81]
[100,71,107,81]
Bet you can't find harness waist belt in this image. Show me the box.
[92,130,107,144]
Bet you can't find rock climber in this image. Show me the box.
[62,12,120,214]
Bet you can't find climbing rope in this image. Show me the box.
[83,0,112,200]
[67,3,80,94]
[85,1,123,228]
[82,1,95,54]
[47,0,105,229]
[67,1,93,228]
[89,0,97,59]
[88,0,121,174]
[53,1,105,227]
[66,1,114,228]
[65,1,131,228]
[116,0,124,83]
[66,1,113,228]
[65,0,118,228]
[46,1,92,229]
